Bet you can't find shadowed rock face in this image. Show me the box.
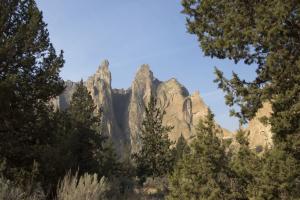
[53,60,233,155]
[52,80,77,110]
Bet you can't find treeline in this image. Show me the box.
[1,0,300,200]
[133,96,299,199]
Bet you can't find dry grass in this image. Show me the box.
[0,177,45,200]
[56,171,108,200]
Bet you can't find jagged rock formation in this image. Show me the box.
[156,78,192,142]
[85,60,129,153]
[53,60,233,154]
[128,64,158,153]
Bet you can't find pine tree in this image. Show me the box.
[66,80,118,177]
[68,80,100,128]
[167,110,233,200]
[229,129,260,199]
[248,148,300,200]
[173,134,189,163]
[0,0,64,184]
[133,95,174,184]
[182,1,300,198]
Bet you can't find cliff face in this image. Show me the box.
[128,65,156,153]
[246,103,273,150]
[156,78,192,142]
[52,80,77,110]
[85,61,129,152]
[54,60,233,154]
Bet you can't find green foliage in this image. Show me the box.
[66,80,102,174]
[37,81,120,197]
[249,147,300,200]
[229,129,260,199]
[167,110,233,200]
[0,0,64,188]
[173,134,189,163]
[182,0,300,148]
[133,95,174,184]
[182,1,300,199]
[68,80,100,128]
[0,160,45,200]
[65,80,119,177]
[0,0,120,198]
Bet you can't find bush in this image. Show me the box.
[0,177,45,200]
[56,171,108,200]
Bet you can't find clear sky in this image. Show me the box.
[36,0,256,131]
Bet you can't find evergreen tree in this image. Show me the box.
[181,0,300,153]
[167,110,233,200]
[133,95,174,184]
[68,80,100,128]
[96,138,120,178]
[229,129,260,199]
[173,134,189,163]
[0,0,64,184]
[66,80,118,177]
[249,148,300,200]
[40,110,74,193]
[182,1,300,198]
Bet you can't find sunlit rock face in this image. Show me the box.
[156,78,192,142]
[85,60,129,153]
[128,65,156,153]
[53,60,233,155]
[246,102,273,151]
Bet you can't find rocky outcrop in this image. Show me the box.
[54,60,233,154]
[156,78,192,142]
[52,80,77,110]
[85,60,129,153]
[85,60,114,135]
[246,103,273,150]
[128,65,156,152]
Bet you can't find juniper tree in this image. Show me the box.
[0,0,64,184]
[133,95,174,184]
[167,110,233,200]
[229,129,260,199]
[249,147,300,199]
[182,1,300,198]
[182,0,300,153]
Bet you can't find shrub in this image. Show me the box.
[56,171,108,200]
[0,177,45,200]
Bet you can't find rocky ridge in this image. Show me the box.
[53,60,272,154]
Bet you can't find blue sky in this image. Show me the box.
[36,0,256,131]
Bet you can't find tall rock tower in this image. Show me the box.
[53,60,233,156]
[128,65,156,153]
